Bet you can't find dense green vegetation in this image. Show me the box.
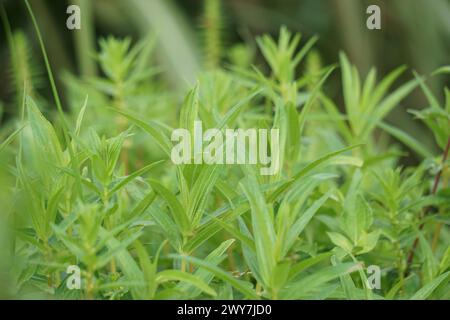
[0,0,449,300]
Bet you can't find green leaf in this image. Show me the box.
[100,227,145,299]
[284,192,330,255]
[184,203,249,253]
[269,144,363,202]
[216,88,262,130]
[156,270,217,297]
[368,65,407,113]
[172,254,259,299]
[410,271,450,300]
[288,252,333,281]
[331,255,359,300]
[176,239,235,298]
[418,231,440,284]
[362,78,419,140]
[27,96,64,165]
[432,66,450,76]
[356,230,380,254]
[148,205,182,250]
[211,218,255,251]
[439,246,450,273]
[110,159,164,193]
[133,240,157,299]
[149,179,191,235]
[74,95,88,136]
[95,231,143,269]
[386,275,413,300]
[281,262,358,299]
[179,85,199,131]
[112,108,173,156]
[297,65,336,148]
[327,232,353,253]
[187,164,220,226]
[378,121,434,158]
[240,175,276,286]
[0,124,25,154]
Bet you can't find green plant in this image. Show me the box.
[0,1,448,300]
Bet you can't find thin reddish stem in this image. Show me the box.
[405,135,450,273]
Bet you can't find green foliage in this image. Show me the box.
[0,6,448,300]
[410,78,450,150]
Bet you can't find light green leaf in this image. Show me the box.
[410,271,450,300]
[327,232,353,253]
[240,175,276,286]
[156,270,217,297]
[172,254,259,299]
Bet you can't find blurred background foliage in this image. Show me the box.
[0,0,449,160]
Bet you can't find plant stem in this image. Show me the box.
[115,82,129,174]
[405,135,450,274]
[432,163,448,251]
[73,0,97,77]
[103,190,117,275]
[255,282,262,296]
[431,223,442,251]
[181,256,186,272]
[108,214,117,275]
[86,270,94,300]
[203,0,221,69]
[24,0,84,200]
